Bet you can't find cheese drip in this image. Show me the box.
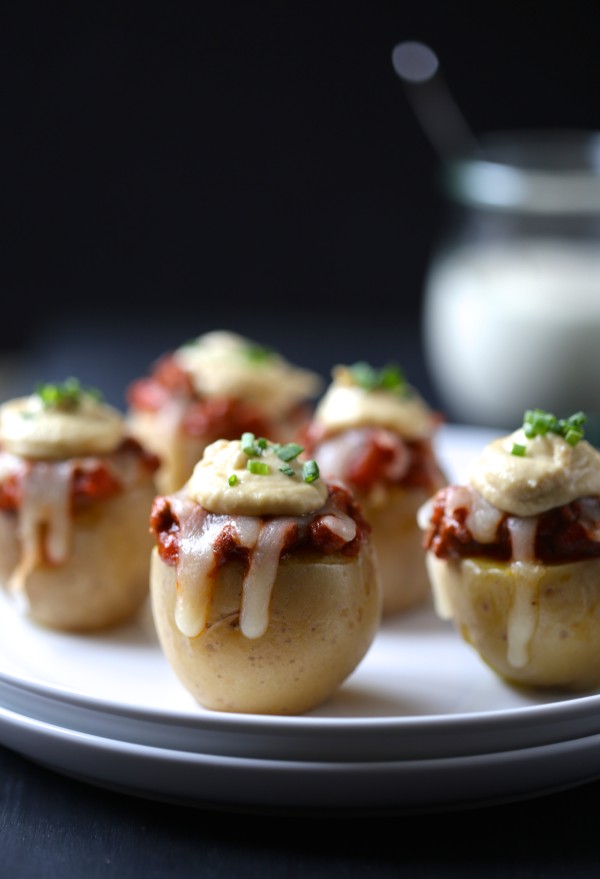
[421,485,544,561]
[168,495,357,640]
[9,461,72,592]
[1,447,144,592]
[239,518,295,639]
[506,562,543,668]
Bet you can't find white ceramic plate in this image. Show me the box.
[2,424,600,810]
[2,595,600,763]
[3,703,600,813]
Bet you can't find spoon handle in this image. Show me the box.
[391,41,480,161]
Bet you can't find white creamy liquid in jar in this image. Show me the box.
[423,240,600,430]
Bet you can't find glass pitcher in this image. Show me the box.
[422,130,600,442]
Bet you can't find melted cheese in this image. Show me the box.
[174,507,236,637]
[8,460,73,592]
[506,563,543,668]
[312,427,411,487]
[317,511,357,544]
[506,516,537,563]
[168,493,357,640]
[425,555,454,620]
[465,490,504,544]
[0,446,145,593]
[422,485,540,560]
[239,518,294,639]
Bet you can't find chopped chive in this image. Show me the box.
[279,465,295,477]
[302,459,319,483]
[523,409,557,438]
[276,442,304,462]
[564,428,584,446]
[348,361,407,395]
[241,432,259,456]
[247,460,270,475]
[257,437,269,450]
[520,409,587,445]
[228,474,239,486]
[35,377,102,411]
[511,443,526,457]
[245,344,274,363]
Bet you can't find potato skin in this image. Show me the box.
[127,410,205,494]
[150,544,382,715]
[0,482,156,632]
[427,554,600,691]
[362,485,441,617]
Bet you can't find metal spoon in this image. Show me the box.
[391,41,480,160]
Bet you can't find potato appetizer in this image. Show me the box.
[149,434,381,715]
[0,378,159,631]
[419,409,600,691]
[126,330,322,493]
[303,362,447,616]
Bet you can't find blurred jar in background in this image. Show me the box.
[422,130,600,443]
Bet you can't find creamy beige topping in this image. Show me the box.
[468,429,600,517]
[186,438,328,516]
[313,366,435,439]
[0,394,125,459]
[173,330,321,416]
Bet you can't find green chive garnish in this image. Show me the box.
[276,442,304,462]
[302,460,319,483]
[279,465,295,477]
[35,377,102,411]
[245,344,274,363]
[247,460,270,475]
[241,432,270,457]
[521,409,587,445]
[241,432,259,456]
[348,361,407,395]
[228,474,239,486]
[511,443,526,457]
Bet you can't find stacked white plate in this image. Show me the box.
[2,425,600,813]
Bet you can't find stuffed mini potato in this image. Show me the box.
[419,409,600,691]
[127,330,322,493]
[304,362,447,616]
[0,379,159,631]
[149,434,382,715]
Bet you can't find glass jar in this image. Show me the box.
[422,130,600,443]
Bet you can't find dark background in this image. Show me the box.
[2,1,600,409]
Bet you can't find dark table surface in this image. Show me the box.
[2,308,600,878]
[2,741,600,879]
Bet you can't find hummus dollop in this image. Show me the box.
[0,388,125,459]
[469,428,600,517]
[187,438,328,516]
[313,365,436,440]
[173,331,321,417]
